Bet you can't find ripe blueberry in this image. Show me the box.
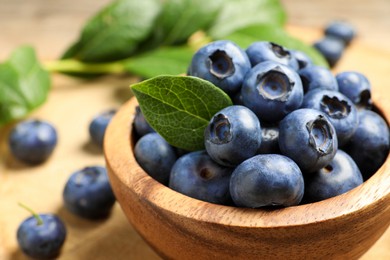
[313,36,345,67]
[279,108,338,172]
[246,41,299,70]
[188,40,251,95]
[230,154,304,208]
[298,65,339,93]
[17,212,66,259]
[204,105,262,167]
[89,109,117,148]
[303,149,363,203]
[134,132,177,184]
[241,61,304,122]
[301,89,359,146]
[63,166,116,219]
[336,71,372,109]
[8,119,57,164]
[343,110,389,180]
[324,20,356,46]
[169,150,234,205]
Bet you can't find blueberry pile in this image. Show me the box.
[9,110,117,259]
[134,35,389,208]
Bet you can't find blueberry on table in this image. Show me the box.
[246,41,299,70]
[230,154,304,208]
[313,36,345,67]
[204,105,262,167]
[298,65,339,93]
[169,150,234,205]
[89,109,117,148]
[324,20,356,46]
[303,149,363,203]
[343,110,390,180]
[134,133,177,185]
[279,108,338,173]
[17,204,66,259]
[63,166,116,219]
[241,61,304,122]
[188,40,251,95]
[301,89,359,146]
[336,71,372,109]
[8,119,57,164]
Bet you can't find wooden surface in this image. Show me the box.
[0,0,389,259]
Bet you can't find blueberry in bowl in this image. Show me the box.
[104,96,390,260]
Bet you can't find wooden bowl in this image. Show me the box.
[104,95,390,260]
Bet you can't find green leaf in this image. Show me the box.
[221,24,328,67]
[0,46,51,126]
[123,46,194,78]
[62,0,162,62]
[131,75,232,151]
[207,0,286,39]
[139,0,223,49]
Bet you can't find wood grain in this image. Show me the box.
[0,0,389,259]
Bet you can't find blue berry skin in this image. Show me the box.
[241,61,304,122]
[313,36,345,68]
[298,65,339,93]
[290,49,313,70]
[246,41,299,70]
[303,150,363,203]
[89,109,117,148]
[257,123,280,154]
[279,108,338,172]
[336,71,372,109]
[325,20,356,46]
[188,40,251,95]
[344,110,390,180]
[230,154,304,208]
[17,214,66,259]
[8,119,57,164]
[301,89,359,146]
[133,106,155,137]
[169,150,234,205]
[63,166,116,219]
[134,133,177,184]
[204,105,262,167]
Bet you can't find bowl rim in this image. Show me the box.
[104,94,390,229]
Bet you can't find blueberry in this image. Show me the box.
[313,36,345,67]
[290,49,313,69]
[204,105,262,167]
[336,71,372,109]
[133,106,155,137]
[298,65,339,93]
[257,123,280,154]
[279,108,338,172]
[343,110,389,180]
[169,150,234,205]
[17,213,66,259]
[303,150,363,203]
[188,40,251,95]
[8,119,57,164]
[301,89,359,146]
[230,154,304,208]
[89,109,117,148]
[246,41,299,70]
[241,61,304,122]
[134,133,177,184]
[63,166,116,219]
[324,20,356,46]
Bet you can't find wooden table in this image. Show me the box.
[0,1,389,259]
